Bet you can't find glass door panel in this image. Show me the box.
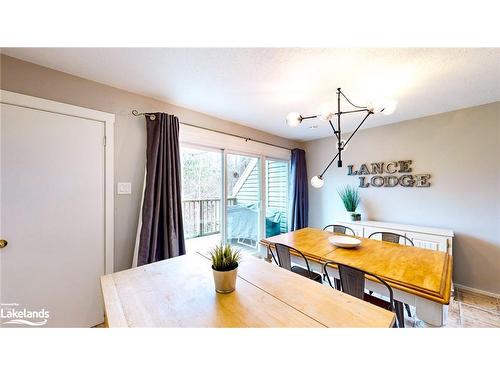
[225,153,261,255]
[180,146,223,254]
[265,159,289,237]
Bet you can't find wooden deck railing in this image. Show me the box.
[182,198,236,239]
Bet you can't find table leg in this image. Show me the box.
[415,296,448,327]
[394,301,405,328]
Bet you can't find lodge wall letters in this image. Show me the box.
[347,160,431,188]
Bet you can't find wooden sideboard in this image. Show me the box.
[334,220,454,254]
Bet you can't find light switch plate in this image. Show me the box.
[117,182,132,195]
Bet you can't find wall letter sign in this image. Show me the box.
[347,160,431,188]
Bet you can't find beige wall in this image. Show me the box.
[0,54,302,271]
[305,102,500,295]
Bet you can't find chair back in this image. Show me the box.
[337,264,366,299]
[273,243,293,271]
[270,243,314,278]
[323,260,395,310]
[323,224,355,236]
[368,231,414,246]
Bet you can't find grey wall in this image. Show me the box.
[0,54,302,272]
[305,102,500,295]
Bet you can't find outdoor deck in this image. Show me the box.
[185,233,221,254]
[185,234,260,256]
[182,197,284,257]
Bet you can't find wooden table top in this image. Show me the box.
[101,252,395,328]
[261,227,453,304]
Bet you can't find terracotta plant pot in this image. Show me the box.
[212,265,238,294]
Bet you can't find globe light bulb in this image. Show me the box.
[381,99,397,115]
[319,110,334,121]
[286,112,302,127]
[367,99,385,113]
[368,98,397,114]
[311,175,324,188]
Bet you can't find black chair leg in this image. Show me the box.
[404,303,412,317]
[324,274,341,289]
[394,301,405,328]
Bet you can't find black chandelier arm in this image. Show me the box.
[328,119,340,140]
[318,111,373,178]
[342,111,372,147]
[319,151,340,178]
[300,115,318,121]
[301,109,369,120]
[340,108,371,115]
[339,90,368,109]
[299,109,370,137]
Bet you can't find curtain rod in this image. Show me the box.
[132,110,293,151]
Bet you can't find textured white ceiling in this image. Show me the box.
[3,48,500,141]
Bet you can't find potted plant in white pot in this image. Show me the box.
[210,244,241,294]
[338,185,361,222]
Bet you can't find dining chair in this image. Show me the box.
[268,243,323,283]
[368,231,415,246]
[321,224,355,285]
[367,231,414,318]
[323,260,403,328]
[323,224,356,236]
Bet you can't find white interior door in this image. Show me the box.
[0,98,111,327]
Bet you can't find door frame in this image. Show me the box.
[0,90,115,273]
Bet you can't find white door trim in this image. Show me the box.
[0,90,115,274]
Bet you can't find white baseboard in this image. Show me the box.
[454,283,500,299]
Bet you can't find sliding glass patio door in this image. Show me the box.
[265,159,289,237]
[180,146,223,253]
[180,144,289,256]
[225,153,261,255]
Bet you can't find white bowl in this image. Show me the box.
[328,235,361,248]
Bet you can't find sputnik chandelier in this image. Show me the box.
[286,87,396,188]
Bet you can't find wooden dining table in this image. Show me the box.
[260,227,453,327]
[100,252,395,328]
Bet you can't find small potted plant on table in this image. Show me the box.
[210,244,241,294]
[338,185,361,221]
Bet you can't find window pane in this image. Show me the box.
[180,146,222,253]
[226,153,260,255]
[266,159,289,236]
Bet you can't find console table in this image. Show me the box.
[335,220,454,254]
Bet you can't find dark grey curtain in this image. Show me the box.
[138,113,186,266]
[289,148,309,231]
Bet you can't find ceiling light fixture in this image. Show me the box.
[286,88,396,188]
